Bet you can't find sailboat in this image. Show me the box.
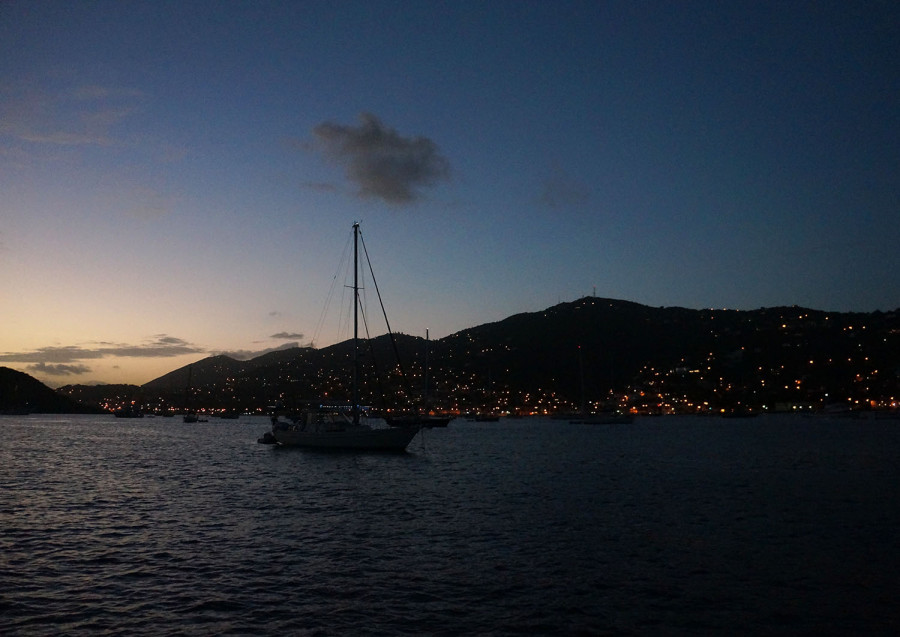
[260,222,421,451]
[568,345,633,424]
[182,364,205,423]
[385,329,452,428]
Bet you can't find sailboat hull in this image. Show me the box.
[273,423,419,451]
[385,415,452,428]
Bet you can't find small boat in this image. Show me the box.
[260,222,420,452]
[0,408,31,415]
[114,404,143,418]
[720,408,759,419]
[817,403,857,418]
[385,414,452,428]
[570,412,633,424]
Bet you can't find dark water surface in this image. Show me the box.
[2,414,898,635]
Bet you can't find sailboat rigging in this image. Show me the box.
[258,222,421,451]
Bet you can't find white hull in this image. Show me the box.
[273,421,419,451]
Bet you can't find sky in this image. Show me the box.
[1,1,898,387]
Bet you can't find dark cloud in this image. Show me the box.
[217,342,302,361]
[312,112,450,204]
[153,335,192,347]
[0,335,204,366]
[271,332,304,339]
[26,362,92,376]
[0,346,104,363]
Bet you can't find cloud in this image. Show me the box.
[155,335,186,345]
[0,80,143,149]
[271,332,304,339]
[217,342,303,361]
[0,335,204,371]
[10,130,113,146]
[103,335,204,358]
[26,362,92,376]
[311,112,450,204]
[0,346,105,363]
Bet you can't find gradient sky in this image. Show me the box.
[1,1,898,387]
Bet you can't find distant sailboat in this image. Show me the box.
[260,222,420,451]
[182,365,204,423]
[569,345,633,424]
[114,403,143,418]
[385,329,452,428]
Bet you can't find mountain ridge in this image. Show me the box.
[41,297,900,414]
[0,366,99,413]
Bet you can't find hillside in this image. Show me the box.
[58,298,900,415]
[0,367,94,414]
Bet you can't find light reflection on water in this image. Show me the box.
[2,414,898,634]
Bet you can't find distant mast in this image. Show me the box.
[352,221,360,426]
[424,328,430,411]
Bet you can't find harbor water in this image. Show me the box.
[2,414,898,634]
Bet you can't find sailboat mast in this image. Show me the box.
[424,328,429,410]
[352,222,360,425]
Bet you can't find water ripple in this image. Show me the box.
[2,414,900,634]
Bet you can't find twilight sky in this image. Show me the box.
[1,1,898,387]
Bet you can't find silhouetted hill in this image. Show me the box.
[438,298,900,413]
[0,367,96,413]
[436,299,703,401]
[59,298,900,414]
[143,354,248,392]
